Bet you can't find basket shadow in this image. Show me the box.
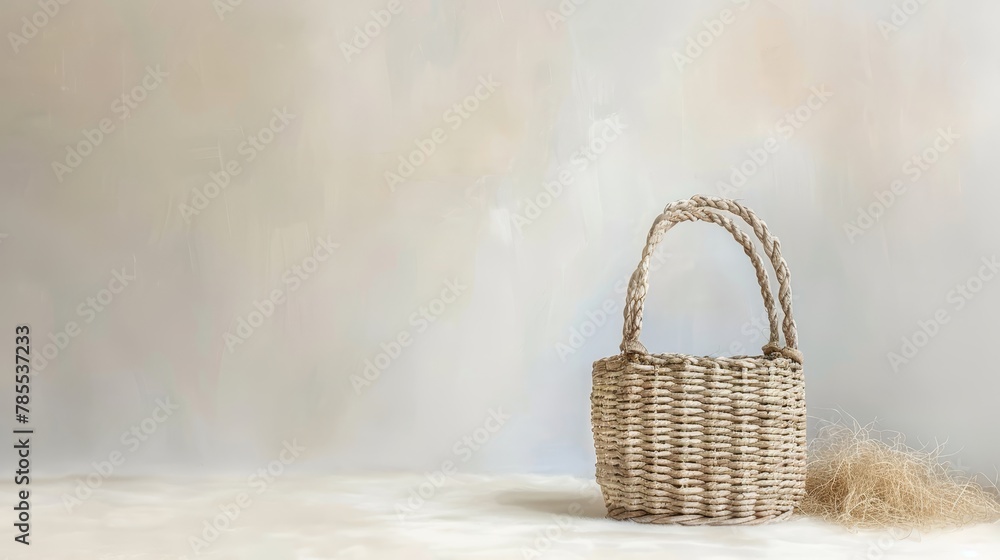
[492,489,609,519]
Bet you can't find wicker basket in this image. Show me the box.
[591,195,806,526]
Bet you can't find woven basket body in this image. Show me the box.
[591,196,806,526]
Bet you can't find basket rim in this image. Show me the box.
[593,351,804,368]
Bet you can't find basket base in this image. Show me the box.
[606,506,795,526]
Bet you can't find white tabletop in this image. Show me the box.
[6,474,999,559]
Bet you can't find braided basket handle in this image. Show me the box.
[620,198,802,364]
[667,195,800,353]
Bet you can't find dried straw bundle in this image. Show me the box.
[800,421,1000,530]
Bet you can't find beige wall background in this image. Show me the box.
[1,0,999,479]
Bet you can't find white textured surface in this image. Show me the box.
[5,474,999,559]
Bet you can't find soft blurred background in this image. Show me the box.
[1,0,999,484]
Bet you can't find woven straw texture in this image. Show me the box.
[591,196,806,526]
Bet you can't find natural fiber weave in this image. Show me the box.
[591,196,806,526]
